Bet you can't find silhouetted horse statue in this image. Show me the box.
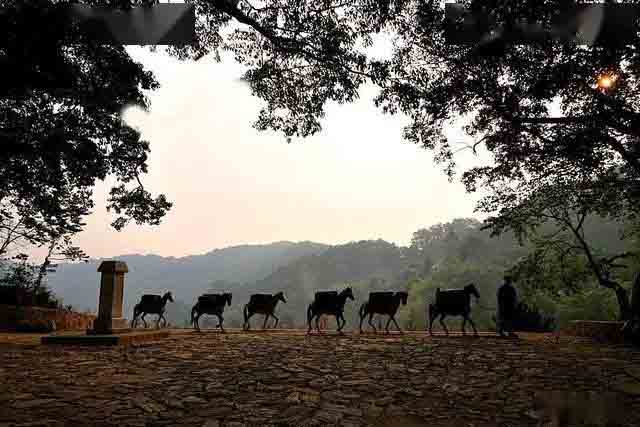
[191,293,232,333]
[428,283,480,336]
[131,291,174,329]
[243,292,287,330]
[359,291,408,334]
[307,288,354,334]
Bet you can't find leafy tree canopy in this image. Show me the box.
[1,0,173,259]
[5,0,640,264]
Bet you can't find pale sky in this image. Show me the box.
[33,38,490,261]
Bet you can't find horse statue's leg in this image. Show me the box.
[159,312,167,329]
[368,313,377,334]
[271,313,279,329]
[439,314,449,336]
[425,305,429,332]
[141,313,148,329]
[307,305,314,334]
[244,312,253,331]
[385,316,392,334]
[194,312,202,332]
[243,304,251,331]
[262,313,269,330]
[428,308,436,336]
[391,315,402,333]
[336,313,345,334]
[191,305,199,331]
[306,314,313,334]
[131,306,139,328]
[466,315,479,336]
[216,314,225,333]
[461,316,467,336]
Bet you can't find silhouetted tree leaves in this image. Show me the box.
[1,0,172,255]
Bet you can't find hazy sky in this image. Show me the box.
[35,40,490,260]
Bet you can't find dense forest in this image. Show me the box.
[4,215,634,332]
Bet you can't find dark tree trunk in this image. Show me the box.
[613,284,631,322]
[631,273,640,318]
[565,216,633,321]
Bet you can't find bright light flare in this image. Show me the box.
[596,72,619,90]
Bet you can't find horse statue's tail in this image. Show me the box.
[426,302,436,332]
[131,304,140,328]
[243,303,250,328]
[190,303,199,328]
[307,303,314,331]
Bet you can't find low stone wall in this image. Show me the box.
[563,320,625,344]
[0,304,96,331]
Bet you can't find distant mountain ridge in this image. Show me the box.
[36,216,637,330]
[47,241,330,318]
[220,239,414,329]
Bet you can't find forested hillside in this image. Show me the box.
[35,216,640,331]
[45,241,329,324]
[217,239,412,329]
[193,216,638,331]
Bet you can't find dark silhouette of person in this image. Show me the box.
[497,275,518,338]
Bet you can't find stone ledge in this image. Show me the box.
[563,320,625,344]
[41,330,169,346]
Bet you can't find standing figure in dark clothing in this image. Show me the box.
[497,275,518,338]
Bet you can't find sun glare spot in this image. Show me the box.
[120,104,148,130]
[596,72,618,91]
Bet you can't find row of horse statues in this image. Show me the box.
[130,283,482,335]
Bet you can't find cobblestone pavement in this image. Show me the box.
[0,330,639,427]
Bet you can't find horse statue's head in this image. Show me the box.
[464,283,480,300]
[396,291,409,306]
[341,287,355,301]
[224,292,233,306]
[275,291,287,304]
[163,291,174,303]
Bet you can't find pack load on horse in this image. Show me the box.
[243,292,287,330]
[427,283,480,336]
[359,291,408,334]
[191,293,232,332]
[131,291,174,329]
[307,288,354,334]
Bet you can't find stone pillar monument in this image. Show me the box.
[89,260,129,334]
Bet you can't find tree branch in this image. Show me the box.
[213,0,375,80]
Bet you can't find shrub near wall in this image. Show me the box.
[0,304,96,332]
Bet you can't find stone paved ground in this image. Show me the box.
[0,330,639,427]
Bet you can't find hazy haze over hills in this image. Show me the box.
[47,241,329,319]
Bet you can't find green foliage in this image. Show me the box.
[528,287,620,329]
[2,0,172,258]
[49,218,640,330]
[0,254,61,308]
[488,180,638,319]
[398,257,507,331]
